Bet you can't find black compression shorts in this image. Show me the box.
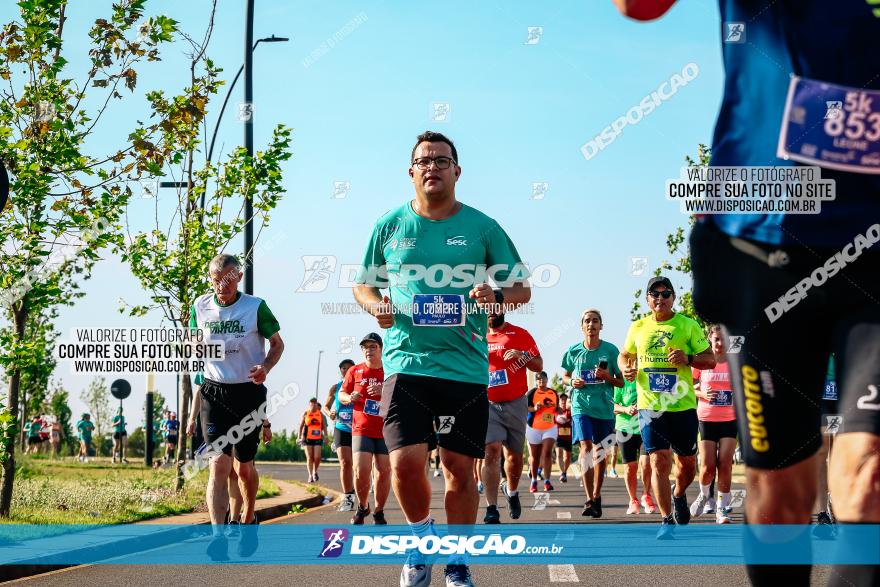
[691,220,880,470]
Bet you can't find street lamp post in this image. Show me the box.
[205,35,288,168]
[243,0,255,295]
[202,20,287,294]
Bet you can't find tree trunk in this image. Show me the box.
[0,303,28,518]
[18,387,27,451]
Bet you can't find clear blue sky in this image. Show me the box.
[3,0,725,433]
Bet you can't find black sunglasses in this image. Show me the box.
[647,290,673,299]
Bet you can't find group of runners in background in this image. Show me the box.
[180,0,879,583]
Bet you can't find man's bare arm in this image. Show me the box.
[354,284,383,313]
[690,348,717,370]
[262,333,284,372]
[324,384,338,414]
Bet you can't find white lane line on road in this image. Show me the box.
[549,564,580,582]
[557,511,571,519]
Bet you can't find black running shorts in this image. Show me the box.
[691,220,880,470]
[381,373,489,459]
[200,379,267,463]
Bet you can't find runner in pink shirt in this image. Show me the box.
[689,325,736,524]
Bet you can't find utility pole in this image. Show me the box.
[243,0,255,295]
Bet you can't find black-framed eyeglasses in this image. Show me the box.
[412,156,456,170]
[647,290,673,299]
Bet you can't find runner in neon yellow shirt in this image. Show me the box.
[619,276,715,539]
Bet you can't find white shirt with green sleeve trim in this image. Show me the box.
[190,292,280,384]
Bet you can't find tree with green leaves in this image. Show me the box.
[631,144,711,329]
[0,0,177,517]
[549,372,569,396]
[79,376,112,439]
[15,307,59,449]
[118,5,292,490]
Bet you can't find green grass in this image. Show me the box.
[289,504,307,514]
[4,456,281,525]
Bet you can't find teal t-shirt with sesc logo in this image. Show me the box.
[357,202,525,385]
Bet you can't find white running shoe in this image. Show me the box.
[607,467,619,479]
[689,494,708,518]
[626,499,640,515]
[338,493,355,512]
[433,469,441,478]
[703,497,717,514]
[400,550,432,587]
[716,508,732,524]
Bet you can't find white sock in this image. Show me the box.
[700,483,711,497]
[408,516,436,538]
[719,492,731,509]
[506,486,518,497]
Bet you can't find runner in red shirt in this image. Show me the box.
[483,310,542,524]
[338,333,390,525]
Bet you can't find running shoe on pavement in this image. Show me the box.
[656,515,676,540]
[483,505,500,524]
[338,493,355,512]
[627,499,640,515]
[607,467,618,479]
[477,481,483,494]
[400,549,432,587]
[445,564,475,587]
[590,497,603,518]
[225,520,241,538]
[813,511,836,539]
[351,505,370,525]
[529,479,538,493]
[238,514,260,558]
[543,480,553,492]
[673,493,691,525]
[559,472,567,483]
[433,469,442,478]
[505,490,522,520]
[373,510,387,525]
[716,508,731,524]
[206,535,229,561]
[690,493,708,518]
[536,467,543,481]
[641,494,657,514]
[703,497,717,514]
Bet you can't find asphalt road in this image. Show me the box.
[6,461,833,586]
